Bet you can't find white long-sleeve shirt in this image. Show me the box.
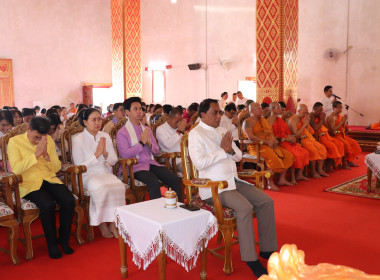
[188,121,243,200]
[156,122,182,165]
[72,129,118,182]
[220,115,239,140]
[321,95,334,116]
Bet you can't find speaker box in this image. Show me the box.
[188,63,201,70]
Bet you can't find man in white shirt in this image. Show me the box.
[156,108,187,172]
[219,92,228,110]
[235,91,248,106]
[219,103,239,146]
[320,85,336,116]
[188,99,277,278]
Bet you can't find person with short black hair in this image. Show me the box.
[183,103,199,130]
[156,108,186,172]
[103,102,126,134]
[0,110,14,137]
[189,99,277,278]
[220,103,239,146]
[219,91,228,110]
[261,102,270,118]
[117,97,182,200]
[34,105,41,116]
[321,85,336,116]
[22,108,36,124]
[72,108,126,238]
[235,91,248,106]
[232,92,237,103]
[8,117,75,259]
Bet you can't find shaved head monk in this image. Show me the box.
[310,102,347,170]
[326,101,361,167]
[288,104,328,178]
[267,102,309,184]
[243,102,294,191]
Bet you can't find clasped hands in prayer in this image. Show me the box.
[95,137,108,159]
[35,135,50,162]
[140,127,152,148]
[220,131,235,154]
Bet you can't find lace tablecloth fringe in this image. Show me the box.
[162,219,218,272]
[115,213,162,270]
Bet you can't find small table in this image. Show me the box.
[115,198,218,279]
[364,153,380,192]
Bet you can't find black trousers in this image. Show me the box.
[25,181,75,247]
[134,164,182,201]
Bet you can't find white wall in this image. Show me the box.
[298,0,380,125]
[0,0,112,109]
[141,0,256,107]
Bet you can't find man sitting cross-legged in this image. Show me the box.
[288,104,329,178]
[116,97,182,200]
[156,107,187,172]
[243,102,294,191]
[189,99,277,278]
[267,102,310,184]
[8,117,75,259]
[326,101,361,167]
[310,102,346,170]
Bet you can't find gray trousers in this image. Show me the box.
[208,179,277,261]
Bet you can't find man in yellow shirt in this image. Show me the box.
[8,117,75,259]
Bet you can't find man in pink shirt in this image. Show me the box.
[116,97,181,200]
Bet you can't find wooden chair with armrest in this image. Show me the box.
[0,172,22,265]
[180,132,271,274]
[1,123,85,259]
[149,108,163,127]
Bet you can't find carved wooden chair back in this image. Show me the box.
[149,108,163,127]
[101,114,114,130]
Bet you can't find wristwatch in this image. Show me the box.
[139,140,145,147]
[177,130,184,135]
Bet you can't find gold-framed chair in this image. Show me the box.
[0,172,21,265]
[1,124,85,259]
[180,132,270,274]
[149,108,163,127]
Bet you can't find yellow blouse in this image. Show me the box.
[7,132,62,198]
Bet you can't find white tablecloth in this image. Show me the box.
[365,153,380,178]
[115,198,217,271]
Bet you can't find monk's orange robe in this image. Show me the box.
[297,119,327,161]
[328,114,362,162]
[314,117,344,166]
[371,123,380,130]
[246,117,293,173]
[272,117,309,169]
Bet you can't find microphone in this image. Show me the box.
[332,94,341,100]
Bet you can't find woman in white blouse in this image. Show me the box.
[72,108,126,238]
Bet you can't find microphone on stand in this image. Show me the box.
[332,94,341,100]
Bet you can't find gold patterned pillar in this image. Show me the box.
[256,0,298,109]
[111,0,141,100]
[0,59,14,107]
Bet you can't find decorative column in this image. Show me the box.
[111,0,141,100]
[256,0,298,110]
[0,59,14,107]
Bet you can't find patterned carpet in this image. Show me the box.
[325,174,380,200]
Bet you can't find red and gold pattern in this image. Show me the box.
[256,0,298,110]
[111,0,124,98]
[0,59,14,107]
[111,0,141,100]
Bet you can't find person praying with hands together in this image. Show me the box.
[72,108,126,238]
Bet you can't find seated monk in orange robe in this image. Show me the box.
[310,102,346,169]
[370,122,380,130]
[288,104,328,178]
[243,103,294,191]
[268,102,309,184]
[326,101,361,166]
